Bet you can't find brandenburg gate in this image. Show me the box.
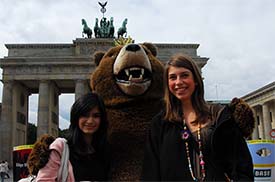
[0,38,208,165]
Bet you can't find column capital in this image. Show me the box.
[39,79,50,84]
[75,79,87,83]
[262,102,272,139]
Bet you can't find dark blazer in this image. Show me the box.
[141,105,254,181]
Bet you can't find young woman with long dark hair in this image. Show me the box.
[141,54,254,181]
[36,93,110,181]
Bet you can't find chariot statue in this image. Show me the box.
[81,1,128,39]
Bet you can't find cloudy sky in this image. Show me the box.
[0,0,274,129]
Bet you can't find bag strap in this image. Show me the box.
[57,138,69,182]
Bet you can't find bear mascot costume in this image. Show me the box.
[89,42,255,181]
[90,42,164,181]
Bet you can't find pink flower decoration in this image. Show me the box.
[181,131,189,140]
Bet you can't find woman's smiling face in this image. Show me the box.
[78,106,101,136]
[168,66,196,102]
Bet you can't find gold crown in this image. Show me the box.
[114,36,134,46]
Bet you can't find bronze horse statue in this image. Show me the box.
[117,18,127,38]
[81,19,93,38]
[94,18,101,38]
[108,17,115,38]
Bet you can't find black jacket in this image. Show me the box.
[141,105,254,181]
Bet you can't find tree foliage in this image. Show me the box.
[26,123,69,143]
[27,123,37,144]
[59,128,70,138]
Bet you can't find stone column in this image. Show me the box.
[49,82,60,137]
[272,100,275,129]
[0,81,14,163]
[251,107,259,140]
[258,108,264,140]
[262,103,272,140]
[75,79,88,100]
[37,80,50,137]
[12,82,30,146]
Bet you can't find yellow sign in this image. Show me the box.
[13,145,33,151]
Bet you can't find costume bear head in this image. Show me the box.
[90,43,164,181]
[90,43,164,105]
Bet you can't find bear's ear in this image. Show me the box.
[93,51,105,66]
[143,42,157,57]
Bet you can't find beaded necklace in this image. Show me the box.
[181,120,206,181]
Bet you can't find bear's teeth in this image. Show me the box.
[129,75,143,81]
[141,68,144,75]
[125,69,129,76]
[129,67,140,71]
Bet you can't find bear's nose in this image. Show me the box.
[125,44,141,52]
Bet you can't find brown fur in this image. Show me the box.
[143,42,157,57]
[93,51,105,66]
[27,134,55,175]
[229,98,256,139]
[90,43,164,181]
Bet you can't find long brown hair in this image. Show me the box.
[163,54,209,124]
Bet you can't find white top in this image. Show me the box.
[0,163,6,173]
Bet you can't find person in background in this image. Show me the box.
[36,93,110,181]
[0,161,6,182]
[3,161,9,179]
[141,54,254,181]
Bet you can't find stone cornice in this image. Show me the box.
[0,57,94,67]
[1,65,93,79]
[73,38,114,45]
[5,40,200,49]
[1,57,92,61]
[5,44,72,49]
[193,57,209,61]
[73,40,200,49]
[241,81,275,101]
[155,43,199,49]
[0,62,94,66]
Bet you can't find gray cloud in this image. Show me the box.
[1,0,275,128]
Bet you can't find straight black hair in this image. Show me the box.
[67,92,108,156]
